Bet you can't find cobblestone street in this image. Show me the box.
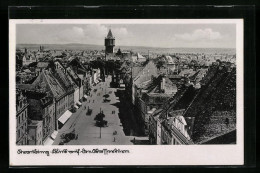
[53,75,148,145]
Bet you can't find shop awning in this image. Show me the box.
[50,130,58,140]
[58,110,72,125]
[44,137,54,145]
[84,95,88,99]
[76,101,82,106]
[74,105,79,109]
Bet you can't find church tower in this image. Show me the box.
[105,29,115,54]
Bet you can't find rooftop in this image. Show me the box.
[106,29,114,39]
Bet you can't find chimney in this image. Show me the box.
[160,76,166,93]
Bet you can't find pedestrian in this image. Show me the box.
[93,100,94,103]
[113,137,116,142]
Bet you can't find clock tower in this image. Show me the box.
[105,29,115,54]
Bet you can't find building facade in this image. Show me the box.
[131,61,158,105]
[16,90,29,145]
[31,70,67,130]
[22,53,37,66]
[27,96,56,144]
[28,120,43,145]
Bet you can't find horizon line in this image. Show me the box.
[16,43,236,49]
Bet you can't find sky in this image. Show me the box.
[16,24,236,48]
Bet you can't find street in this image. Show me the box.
[53,75,148,145]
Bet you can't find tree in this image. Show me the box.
[156,60,166,70]
[94,111,105,122]
[94,110,106,138]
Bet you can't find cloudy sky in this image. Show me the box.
[16,24,236,48]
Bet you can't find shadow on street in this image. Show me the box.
[112,89,145,137]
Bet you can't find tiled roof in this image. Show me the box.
[132,66,144,79]
[37,62,49,68]
[23,69,32,73]
[54,68,74,93]
[189,69,208,83]
[16,84,35,91]
[44,71,66,99]
[66,72,78,89]
[32,71,66,99]
[136,80,152,89]
[194,111,236,144]
[68,58,86,72]
[182,65,236,144]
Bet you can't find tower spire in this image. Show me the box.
[107,29,114,39]
[105,28,115,54]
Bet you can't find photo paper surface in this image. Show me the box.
[9,19,244,166]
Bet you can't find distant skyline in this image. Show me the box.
[16,24,236,48]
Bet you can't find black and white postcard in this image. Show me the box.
[9,19,244,166]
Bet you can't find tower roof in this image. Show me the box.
[106,29,114,39]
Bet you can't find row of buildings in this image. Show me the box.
[121,55,236,144]
[16,56,101,145]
